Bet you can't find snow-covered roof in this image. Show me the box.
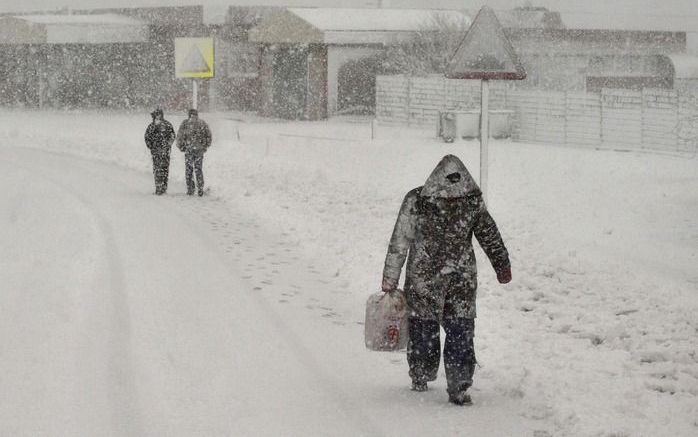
[202,5,229,25]
[665,54,698,79]
[287,8,468,32]
[249,8,470,45]
[15,13,145,26]
[0,13,148,44]
[491,7,564,30]
[559,12,698,33]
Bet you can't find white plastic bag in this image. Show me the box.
[364,290,409,351]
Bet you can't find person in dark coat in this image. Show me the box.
[381,154,512,405]
[144,108,176,195]
[177,109,212,196]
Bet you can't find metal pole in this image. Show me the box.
[38,65,44,110]
[192,79,198,110]
[480,79,489,204]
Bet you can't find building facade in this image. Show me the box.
[0,5,695,118]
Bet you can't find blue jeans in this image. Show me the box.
[407,317,476,394]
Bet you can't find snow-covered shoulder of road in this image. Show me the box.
[1,109,697,436]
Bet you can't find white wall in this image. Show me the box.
[687,32,698,55]
[46,24,149,44]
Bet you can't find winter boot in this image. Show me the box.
[411,381,428,392]
[448,390,472,406]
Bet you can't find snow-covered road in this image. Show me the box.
[1,109,696,437]
[0,147,541,436]
[0,148,376,436]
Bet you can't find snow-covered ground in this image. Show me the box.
[1,109,696,437]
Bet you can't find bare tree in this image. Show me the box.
[383,12,470,76]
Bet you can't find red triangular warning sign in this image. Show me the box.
[446,7,526,80]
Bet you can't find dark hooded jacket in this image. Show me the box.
[145,115,176,153]
[177,116,212,154]
[383,155,510,320]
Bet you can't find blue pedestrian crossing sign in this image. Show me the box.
[175,38,215,78]
[446,7,525,80]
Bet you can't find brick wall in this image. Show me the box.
[642,89,678,152]
[678,93,698,153]
[375,75,409,124]
[376,75,507,127]
[600,89,643,150]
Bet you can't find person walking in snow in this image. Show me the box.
[144,108,176,195]
[381,154,512,406]
[176,109,212,196]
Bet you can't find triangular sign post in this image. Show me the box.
[446,6,525,80]
[445,6,526,204]
[175,37,215,110]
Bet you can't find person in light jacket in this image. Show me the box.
[177,109,212,196]
[382,154,512,405]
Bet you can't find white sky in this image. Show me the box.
[1,1,697,31]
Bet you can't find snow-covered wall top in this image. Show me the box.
[2,13,149,44]
[16,13,144,25]
[249,8,469,46]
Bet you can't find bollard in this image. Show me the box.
[371,118,378,140]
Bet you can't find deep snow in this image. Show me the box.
[0,109,696,436]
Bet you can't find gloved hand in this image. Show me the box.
[497,267,512,284]
[382,277,397,293]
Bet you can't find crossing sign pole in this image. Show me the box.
[445,6,526,204]
[480,79,489,201]
[175,37,215,110]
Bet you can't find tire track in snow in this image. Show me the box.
[7,150,144,437]
[10,147,384,436]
